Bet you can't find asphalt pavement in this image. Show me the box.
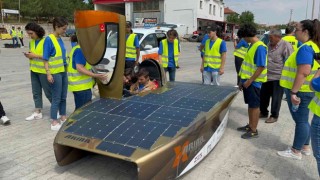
[0,37,318,180]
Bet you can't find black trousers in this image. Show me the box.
[125,61,135,70]
[260,80,284,118]
[19,38,24,46]
[0,101,6,117]
[234,56,243,85]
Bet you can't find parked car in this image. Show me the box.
[259,29,286,45]
[94,28,167,73]
[0,28,12,40]
[65,29,76,37]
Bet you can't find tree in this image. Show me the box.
[239,11,255,25]
[2,0,94,22]
[226,14,239,24]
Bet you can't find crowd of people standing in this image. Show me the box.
[0,16,320,177]
[233,20,320,176]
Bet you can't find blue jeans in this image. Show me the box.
[164,67,176,82]
[73,89,92,110]
[311,114,320,176]
[31,71,52,109]
[50,72,67,120]
[284,88,314,150]
[12,37,19,47]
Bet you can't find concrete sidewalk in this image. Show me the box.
[0,39,318,180]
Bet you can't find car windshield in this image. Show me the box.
[260,34,269,45]
[107,32,144,48]
[156,23,177,28]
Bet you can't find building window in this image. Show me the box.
[213,5,216,15]
[200,1,203,9]
[220,7,222,17]
[133,0,159,12]
[209,4,212,14]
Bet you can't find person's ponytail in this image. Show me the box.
[312,19,320,48]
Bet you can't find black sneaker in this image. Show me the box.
[241,130,259,139]
[237,124,251,132]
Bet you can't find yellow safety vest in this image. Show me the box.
[280,41,320,92]
[17,30,23,38]
[233,46,248,59]
[30,38,45,74]
[282,35,299,51]
[161,39,179,68]
[67,45,94,92]
[239,41,268,82]
[126,34,137,59]
[204,38,223,69]
[48,34,65,74]
[309,91,320,117]
[11,29,17,37]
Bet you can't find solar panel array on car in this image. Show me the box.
[64,82,236,157]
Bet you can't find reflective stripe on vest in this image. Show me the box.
[30,38,46,74]
[280,40,320,92]
[161,39,179,68]
[204,38,222,69]
[233,46,248,59]
[126,34,137,59]
[239,41,268,82]
[48,34,65,74]
[308,92,320,117]
[67,45,94,92]
[282,35,298,51]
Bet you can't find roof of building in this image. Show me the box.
[224,7,238,15]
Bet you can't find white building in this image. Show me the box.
[94,0,225,36]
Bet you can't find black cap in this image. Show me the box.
[126,21,132,28]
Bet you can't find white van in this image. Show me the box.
[94,28,167,73]
[259,29,286,45]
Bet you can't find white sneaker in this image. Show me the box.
[60,119,66,124]
[26,112,43,121]
[51,123,61,131]
[301,149,312,156]
[1,116,10,124]
[277,147,302,160]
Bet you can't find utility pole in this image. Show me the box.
[318,0,320,19]
[311,0,315,19]
[18,0,20,23]
[0,0,3,25]
[306,0,309,19]
[289,9,293,23]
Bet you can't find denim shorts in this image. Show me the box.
[243,84,261,108]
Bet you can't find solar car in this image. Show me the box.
[54,10,238,180]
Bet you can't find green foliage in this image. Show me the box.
[273,24,288,29]
[226,11,256,26]
[1,0,94,22]
[226,14,239,24]
[239,11,255,25]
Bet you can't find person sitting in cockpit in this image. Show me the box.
[130,68,158,95]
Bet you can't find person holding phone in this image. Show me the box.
[24,22,52,121]
[26,17,68,131]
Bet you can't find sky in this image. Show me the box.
[224,0,320,25]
